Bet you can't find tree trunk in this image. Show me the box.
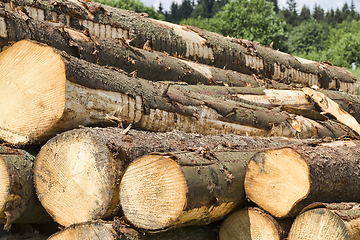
[0,146,52,230]
[33,127,313,227]
[2,0,357,94]
[219,207,291,240]
[244,140,360,218]
[48,219,220,240]
[1,40,352,145]
[0,9,289,89]
[288,202,360,240]
[119,152,250,230]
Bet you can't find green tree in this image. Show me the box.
[325,33,360,67]
[287,19,329,54]
[312,3,324,21]
[210,0,287,50]
[94,0,164,20]
[299,5,311,23]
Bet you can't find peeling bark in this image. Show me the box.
[1,40,353,145]
[1,0,357,93]
[0,9,289,89]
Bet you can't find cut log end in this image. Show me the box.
[244,148,310,218]
[0,40,66,145]
[288,208,349,240]
[0,156,9,215]
[48,221,117,240]
[34,130,119,227]
[119,154,187,230]
[219,208,281,240]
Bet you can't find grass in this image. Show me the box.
[348,68,360,82]
[347,68,360,95]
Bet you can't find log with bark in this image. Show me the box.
[48,219,220,240]
[1,0,357,94]
[288,202,360,240]
[1,40,353,145]
[119,152,247,230]
[219,207,291,240]
[33,127,315,227]
[0,146,52,230]
[0,8,289,89]
[244,140,360,218]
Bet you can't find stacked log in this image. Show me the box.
[1,0,360,238]
[1,0,358,94]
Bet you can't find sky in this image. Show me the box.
[141,0,360,14]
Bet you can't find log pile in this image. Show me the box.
[0,0,360,239]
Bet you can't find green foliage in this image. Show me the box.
[210,0,287,50]
[180,17,212,31]
[287,19,329,54]
[325,32,360,67]
[93,0,164,20]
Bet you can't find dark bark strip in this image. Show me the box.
[0,9,289,89]
[0,0,358,94]
[0,146,52,229]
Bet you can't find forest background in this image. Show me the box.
[94,0,360,81]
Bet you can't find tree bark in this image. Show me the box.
[0,146,52,230]
[0,8,289,89]
[1,40,352,145]
[288,202,360,240]
[33,127,314,227]
[1,0,357,94]
[219,207,291,240]
[48,219,220,240]
[119,152,249,230]
[244,140,360,218]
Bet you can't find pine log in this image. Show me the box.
[1,0,358,94]
[219,207,291,240]
[0,146,52,230]
[244,140,360,218]
[0,8,289,89]
[288,202,360,240]
[48,219,220,240]
[1,40,352,145]
[119,152,254,230]
[33,127,314,227]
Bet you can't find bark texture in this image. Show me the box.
[0,146,52,229]
[48,219,220,240]
[288,202,360,240]
[1,40,353,145]
[219,207,290,240]
[1,0,357,94]
[0,8,289,89]
[245,140,360,218]
[34,127,312,227]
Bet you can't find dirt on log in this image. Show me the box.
[245,140,360,218]
[0,9,289,89]
[33,127,314,227]
[288,202,360,240]
[0,0,358,94]
[1,40,353,145]
[0,146,52,230]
